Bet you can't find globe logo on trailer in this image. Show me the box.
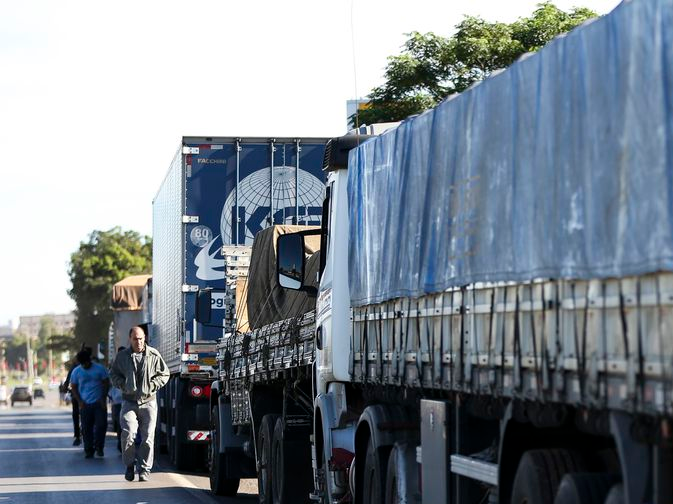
[219,166,324,245]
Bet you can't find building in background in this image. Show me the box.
[0,323,12,341]
[18,313,75,340]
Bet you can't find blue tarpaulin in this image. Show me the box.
[348,0,673,307]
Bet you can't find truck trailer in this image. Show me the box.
[205,1,673,502]
[151,136,326,470]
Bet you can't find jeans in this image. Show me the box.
[80,402,107,454]
[121,399,157,473]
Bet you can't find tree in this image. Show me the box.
[68,228,151,352]
[353,2,597,126]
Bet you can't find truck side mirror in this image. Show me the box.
[195,289,212,324]
[277,233,305,290]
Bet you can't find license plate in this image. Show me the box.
[200,357,217,366]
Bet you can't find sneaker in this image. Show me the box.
[73,437,81,446]
[138,471,150,482]
[84,451,94,459]
[124,465,135,482]
[95,448,104,457]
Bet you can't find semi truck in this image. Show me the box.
[151,136,326,470]
[204,0,673,502]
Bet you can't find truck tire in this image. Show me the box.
[271,417,312,503]
[362,437,391,504]
[553,473,620,504]
[385,442,420,504]
[511,449,586,504]
[257,414,279,504]
[209,406,240,496]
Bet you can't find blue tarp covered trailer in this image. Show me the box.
[348,0,673,307]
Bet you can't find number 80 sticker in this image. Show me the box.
[190,225,213,247]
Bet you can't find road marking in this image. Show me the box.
[0,447,80,453]
[0,422,72,429]
[0,474,171,493]
[0,433,72,440]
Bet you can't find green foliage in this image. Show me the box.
[354,2,597,126]
[68,227,151,350]
[46,334,78,354]
[4,334,27,368]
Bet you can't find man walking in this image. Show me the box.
[70,350,109,458]
[63,360,82,445]
[110,326,169,482]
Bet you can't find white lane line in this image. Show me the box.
[0,433,72,439]
[0,447,80,453]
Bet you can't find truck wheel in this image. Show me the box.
[385,442,420,504]
[362,437,391,504]
[209,406,240,496]
[553,473,620,504]
[257,414,279,504]
[511,449,585,504]
[272,417,311,503]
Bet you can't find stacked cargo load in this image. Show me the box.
[217,225,321,424]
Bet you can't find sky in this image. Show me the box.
[0,0,621,328]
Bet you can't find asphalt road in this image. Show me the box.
[0,389,258,504]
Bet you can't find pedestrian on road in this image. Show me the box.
[70,350,110,459]
[110,326,169,482]
[63,359,83,445]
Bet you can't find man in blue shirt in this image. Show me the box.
[70,350,110,458]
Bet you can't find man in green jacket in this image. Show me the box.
[110,326,169,482]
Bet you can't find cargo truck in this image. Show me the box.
[203,1,673,502]
[151,136,326,470]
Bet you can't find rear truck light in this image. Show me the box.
[190,385,203,398]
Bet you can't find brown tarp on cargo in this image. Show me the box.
[235,276,250,333]
[247,225,320,330]
[111,274,152,311]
